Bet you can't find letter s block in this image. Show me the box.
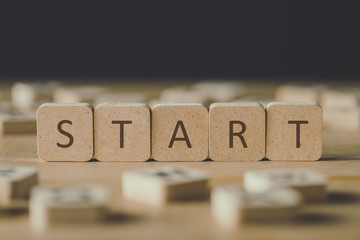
[37,103,94,162]
[266,102,322,161]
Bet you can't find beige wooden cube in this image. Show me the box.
[11,81,60,111]
[152,104,208,161]
[94,103,151,162]
[0,165,38,205]
[266,102,323,161]
[211,186,301,230]
[320,89,360,109]
[209,103,265,161]
[122,166,209,207]
[37,103,94,162]
[0,113,36,135]
[244,168,326,202]
[29,185,109,232]
[323,107,360,131]
[54,85,107,103]
[275,84,326,103]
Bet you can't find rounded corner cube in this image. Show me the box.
[94,103,151,162]
[37,103,94,162]
[152,104,209,161]
[209,102,265,161]
[265,102,323,161]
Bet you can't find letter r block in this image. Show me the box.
[266,102,322,161]
[94,103,151,161]
[152,104,208,161]
[209,103,265,161]
[37,103,94,162]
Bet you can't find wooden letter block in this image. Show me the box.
[0,113,36,136]
[0,165,38,205]
[122,166,209,207]
[244,168,326,202]
[211,186,301,230]
[29,185,109,232]
[37,103,94,162]
[152,104,208,161]
[94,103,151,161]
[266,102,323,161]
[209,103,265,161]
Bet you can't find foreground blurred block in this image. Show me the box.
[152,104,208,161]
[211,186,301,230]
[37,103,94,162]
[0,166,38,205]
[29,185,109,232]
[94,103,151,161]
[266,102,323,161]
[0,113,36,135]
[11,82,60,112]
[209,103,265,161]
[244,168,326,202]
[122,166,209,207]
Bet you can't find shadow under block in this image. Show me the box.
[0,165,38,205]
[209,103,265,161]
[152,104,208,161]
[94,103,151,161]
[29,185,109,232]
[243,168,327,202]
[37,103,94,162]
[266,102,323,161]
[122,166,209,207]
[0,113,36,135]
[211,186,301,230]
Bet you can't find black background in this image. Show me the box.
[0,1,360,80]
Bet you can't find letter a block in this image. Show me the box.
[37,103,94,162]
[94,103,151,161]
[152,104,208,161]
[209,103,265,161]
[266,103,322,161]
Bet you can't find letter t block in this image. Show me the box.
[152,104,208,161]
[94,103,151,161]
[37,103,94,162]
[266,102,322,161]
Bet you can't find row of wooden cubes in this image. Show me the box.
[37,102,323,162]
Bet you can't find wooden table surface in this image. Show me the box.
[0,81,359,240]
